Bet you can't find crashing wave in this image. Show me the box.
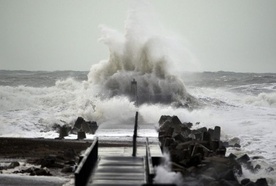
[87,2,198,108]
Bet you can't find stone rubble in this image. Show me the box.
[158,115,270,186]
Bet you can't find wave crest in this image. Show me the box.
[245,92,276,107]
[87,2,197,106]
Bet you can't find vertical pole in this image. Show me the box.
[132,111,138,157]
[131,79,137,105]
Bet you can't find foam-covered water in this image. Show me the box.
[1,1,276,184]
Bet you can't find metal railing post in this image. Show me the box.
[132,112,138,157]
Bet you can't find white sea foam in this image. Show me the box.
[244,92,276,107]
[154,152,184,185]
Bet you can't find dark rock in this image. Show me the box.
[77,131,86,139]
[220,169,236,181]
[191,146,204,157]
[237,154,250,164]
[199,175,215,185]
[8,161,20,169]
[17,167,52,176]
[244,182,257,186]
[194,132,203,140]
[219,179,240,186]
[228,137,241,147]
[52,123,61,131]
[181,125,191,132]
[208,129,214,139]
[233,143,241,148]
[187,133,196,140]
[61,165,74,173]
[252,156,264,160]
[74,117,85,129]
[156,115,269,186]
[160,120,173,132]
[40,155,63,168]
[186,153,202,167]
[183,122,193,128]
[171,116,182,125]
[59,125,70,138]
[164,127,174,137]
[207,181,221,186]
[228,158,242,176]
[159,116,185,138]
[170,149,185,163]
[81,122,91,133]
[88,121,98,133]
[213,126,221,141]
[211,140,220,151]
[173,133,186,142]
[222,141,230,148]
[216,146,226,156]
[265,166,274,172]
[241,178,251,185]
[171,162,189,175]
[228,153,237,159]
[40,156,55,168]
[203,132,211,142]
[32,168,52,176]
[74,117,98,134]
[164,138,174,148]
[202,167,219,180]
[255,178,268,186]
[253,164,261,173]
[159,115,171,125]
[180,130,190,139]
[196,127,208,133]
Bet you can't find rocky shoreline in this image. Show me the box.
[0,138,92,178]
[158,115,272,186]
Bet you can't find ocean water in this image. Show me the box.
[1,70,276,183]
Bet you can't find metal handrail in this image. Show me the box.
[75,137,98,186]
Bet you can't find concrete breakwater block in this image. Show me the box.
[54,117,98,138]
[77,131,86,140]
[74,117,98,134]
[158,115,269,186]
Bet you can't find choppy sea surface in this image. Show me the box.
[0,70,276,184]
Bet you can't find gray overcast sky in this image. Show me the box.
[1,0,276,73]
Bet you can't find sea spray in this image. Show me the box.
[154,152,184,186]
[87,1,197,107]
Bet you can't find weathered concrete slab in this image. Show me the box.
[98,146,146,157]
[87,156,147,186]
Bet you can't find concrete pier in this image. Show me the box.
[75,137,163,186]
